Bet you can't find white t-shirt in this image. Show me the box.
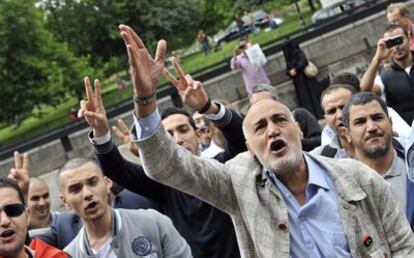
[374,66,412,95]
[91,238,117,258]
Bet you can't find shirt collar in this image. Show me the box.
[384,150,402,178]
[304,154,330,191]
[265,154,330,192]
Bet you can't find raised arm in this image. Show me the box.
[77,76,168,204]
[8,151,30,201]
[120,25,237,213]
[360,38,390,95]
[164,58,247,161]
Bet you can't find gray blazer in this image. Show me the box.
[137,125,414,258]
[64,208,192,258]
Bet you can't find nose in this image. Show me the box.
[267,122,281,138]
[38,198,46,206]
[366,119,378,133]
[83,186,94,201]
[336,108,343,122]
[0,210,11,227]
[173,133,185,146]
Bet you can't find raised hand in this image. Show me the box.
[119,25,166,117]
[8,151,30,198]
[164,57,210,111]
[78,77,109,138]
[112,119,140,157]
[374,38,391,63]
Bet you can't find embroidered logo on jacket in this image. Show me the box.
[131,236,152,256]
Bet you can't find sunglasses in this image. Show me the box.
[0,203,25,218]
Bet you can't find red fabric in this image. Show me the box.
[29,238,68,258]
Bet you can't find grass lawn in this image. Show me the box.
[0,9,313,147]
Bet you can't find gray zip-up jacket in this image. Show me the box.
[64,208,192,258]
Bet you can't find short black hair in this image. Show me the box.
[331,73,360,92]
[342,92,389,128]
[320,84,358,109]
[0,177,26,205]
[161,107,196,130]
[384,23,409,38]
[58,157,101,190]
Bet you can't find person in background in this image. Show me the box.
[197,30,210,56]
[234,14,245,38]
[283,41,324,119]
[27,178,57,230]
[231,40,271,94]
[244,11,257,34]
[387,2,414,50]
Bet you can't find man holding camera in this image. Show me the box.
[360,24,414,124]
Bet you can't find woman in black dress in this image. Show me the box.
[283,41,324,119]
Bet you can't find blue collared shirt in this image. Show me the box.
[267,154,351,258]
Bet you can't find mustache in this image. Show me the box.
[365,131,383,141]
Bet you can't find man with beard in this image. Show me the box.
[386,2,414,50]
[361,24,414,124]
[119,24,414,257]
[59,157,191,257]
[0,177,68,258]
[342,92,414,229]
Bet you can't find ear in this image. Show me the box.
[342,127,352,143]
[59,194,71,210]
[245,141,255,155]
[25,207,31,226]
[104,176,113,194]
[388,115,393,127]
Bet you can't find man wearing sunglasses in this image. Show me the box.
[0,177,68,258]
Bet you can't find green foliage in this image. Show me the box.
[41,0,202,69]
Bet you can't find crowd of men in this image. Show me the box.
[2,2,414,257]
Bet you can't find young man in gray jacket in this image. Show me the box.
[59,157,192,258]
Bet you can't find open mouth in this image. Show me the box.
[85,201,98,213]
[0,229,15,240]
[270,140,286,153]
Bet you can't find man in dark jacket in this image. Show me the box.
[79,72,245,258]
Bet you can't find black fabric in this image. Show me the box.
[95,109,246,258]
[283,42,325,119]
[320,145,338,158]
[113,189,159,210]
[292,108,322,151]
[380,58,414,124]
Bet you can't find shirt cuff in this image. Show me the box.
[91,131,111,145]
[133,109,161,140]
[204,103,226,120]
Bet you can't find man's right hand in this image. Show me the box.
[373,38,391,64]
[78,77,109,138]
[119,25,166,117]
[8,151,30,199]
[112,119,140,157]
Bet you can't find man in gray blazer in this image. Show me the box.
[118,25,414,257]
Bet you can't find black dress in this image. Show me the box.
[283,42,324,119]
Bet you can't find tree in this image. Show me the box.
[0,0,90,124]
[41,0,202,74]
